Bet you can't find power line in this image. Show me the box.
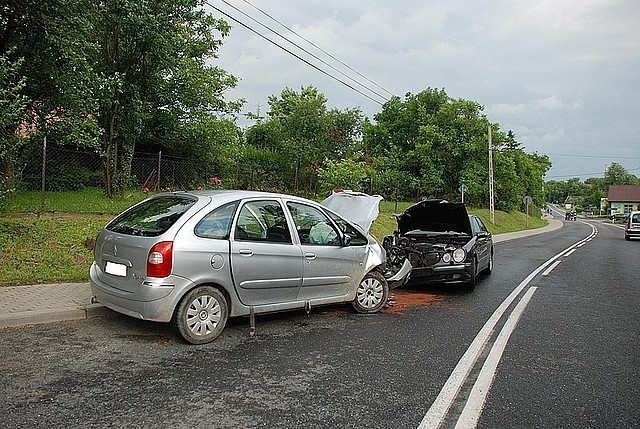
[545,152,640,160]
[545,166,640,179]
[241,0,396,98]
[219,0,390,103]
[208,1,387,106]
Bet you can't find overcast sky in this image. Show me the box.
[210,0,640,181]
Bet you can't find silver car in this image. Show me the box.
[90,190,399,344]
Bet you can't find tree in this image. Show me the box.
[94,0,241,196]
[243,85,364,195]
[604,163,639,186]
[0,50,29,205]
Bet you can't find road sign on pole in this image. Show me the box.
[458,184,467,203]
[523,196,532,227]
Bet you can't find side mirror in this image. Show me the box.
[342,234,352,246]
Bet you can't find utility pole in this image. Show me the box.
[488,125,495,225]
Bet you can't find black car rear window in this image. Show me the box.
[107,196,196,237]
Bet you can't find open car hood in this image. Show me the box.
[396,199,472,236]
[321,190,383,235]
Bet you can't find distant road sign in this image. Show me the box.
[523,196,533,205]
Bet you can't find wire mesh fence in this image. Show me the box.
[6,139,428,207]
[11,141,224,193]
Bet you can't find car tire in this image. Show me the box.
[172,286,228,345]
[352,271,389,314]
[485,251,493,275]
[625,234,630,241]
[464,257,477,290]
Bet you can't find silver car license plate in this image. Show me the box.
[105,261,127,277]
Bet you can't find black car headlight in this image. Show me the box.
[452,248,466,263]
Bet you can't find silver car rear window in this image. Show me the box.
[107,195,196,237]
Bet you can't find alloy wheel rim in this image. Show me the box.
[186,295,221,336]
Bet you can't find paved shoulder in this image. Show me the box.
[493,218,563,244]
[0,283,107,328]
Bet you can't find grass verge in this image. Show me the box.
[1,189,547,286]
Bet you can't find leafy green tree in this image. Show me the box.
[317,158,373,195]
[0,50,29,206]
[243,85,364,195]
[604,162,639,186]
[94,0,241,195]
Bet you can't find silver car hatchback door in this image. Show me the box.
[95,195,198,292]
[230,200,304,306]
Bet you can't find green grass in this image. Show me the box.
[0,189,547,286]
[0,215,112,286]
[4,187,148,213]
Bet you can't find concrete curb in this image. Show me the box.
[493,218,563,244]
[0,304,111,329]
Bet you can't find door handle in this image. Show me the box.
[239,249,254,256]
[305,253,317,260]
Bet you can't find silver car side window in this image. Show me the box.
[287,202,340,246]
[194,201,239,239]
[235,200,292,244]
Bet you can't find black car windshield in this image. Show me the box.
[107,196,196,237]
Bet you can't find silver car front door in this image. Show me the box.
[230,200,303,306]
[286,202,367,301]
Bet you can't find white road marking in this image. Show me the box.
[417,224,598,429]
[542,260,561,276]
[454,287,538,428]
[564,249,577,257]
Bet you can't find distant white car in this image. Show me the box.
[625,211,640,241]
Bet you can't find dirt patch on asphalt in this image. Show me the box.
[383,290,448,314]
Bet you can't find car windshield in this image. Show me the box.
[107,195,196,237]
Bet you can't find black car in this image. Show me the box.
[383,200,493,289]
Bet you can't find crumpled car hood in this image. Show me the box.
[321,190,383,235]
[396,199,471,236]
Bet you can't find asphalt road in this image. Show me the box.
[1,218,638,428]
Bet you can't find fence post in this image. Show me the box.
[39,136,47,216]
[157,151,161,191]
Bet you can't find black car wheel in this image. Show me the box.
[485,251,493,274]
[465,257,477,290]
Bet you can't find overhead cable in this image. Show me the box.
[241,0,396,98]
[208,1,386,106]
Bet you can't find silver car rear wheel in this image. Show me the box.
[173,286,228,344]
[352,271,388,314]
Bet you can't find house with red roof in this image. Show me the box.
[607,185,640,215]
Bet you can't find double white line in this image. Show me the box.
[418,223,598,429]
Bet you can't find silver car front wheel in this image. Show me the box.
[173,286,228,345]
[352,271,388,314]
